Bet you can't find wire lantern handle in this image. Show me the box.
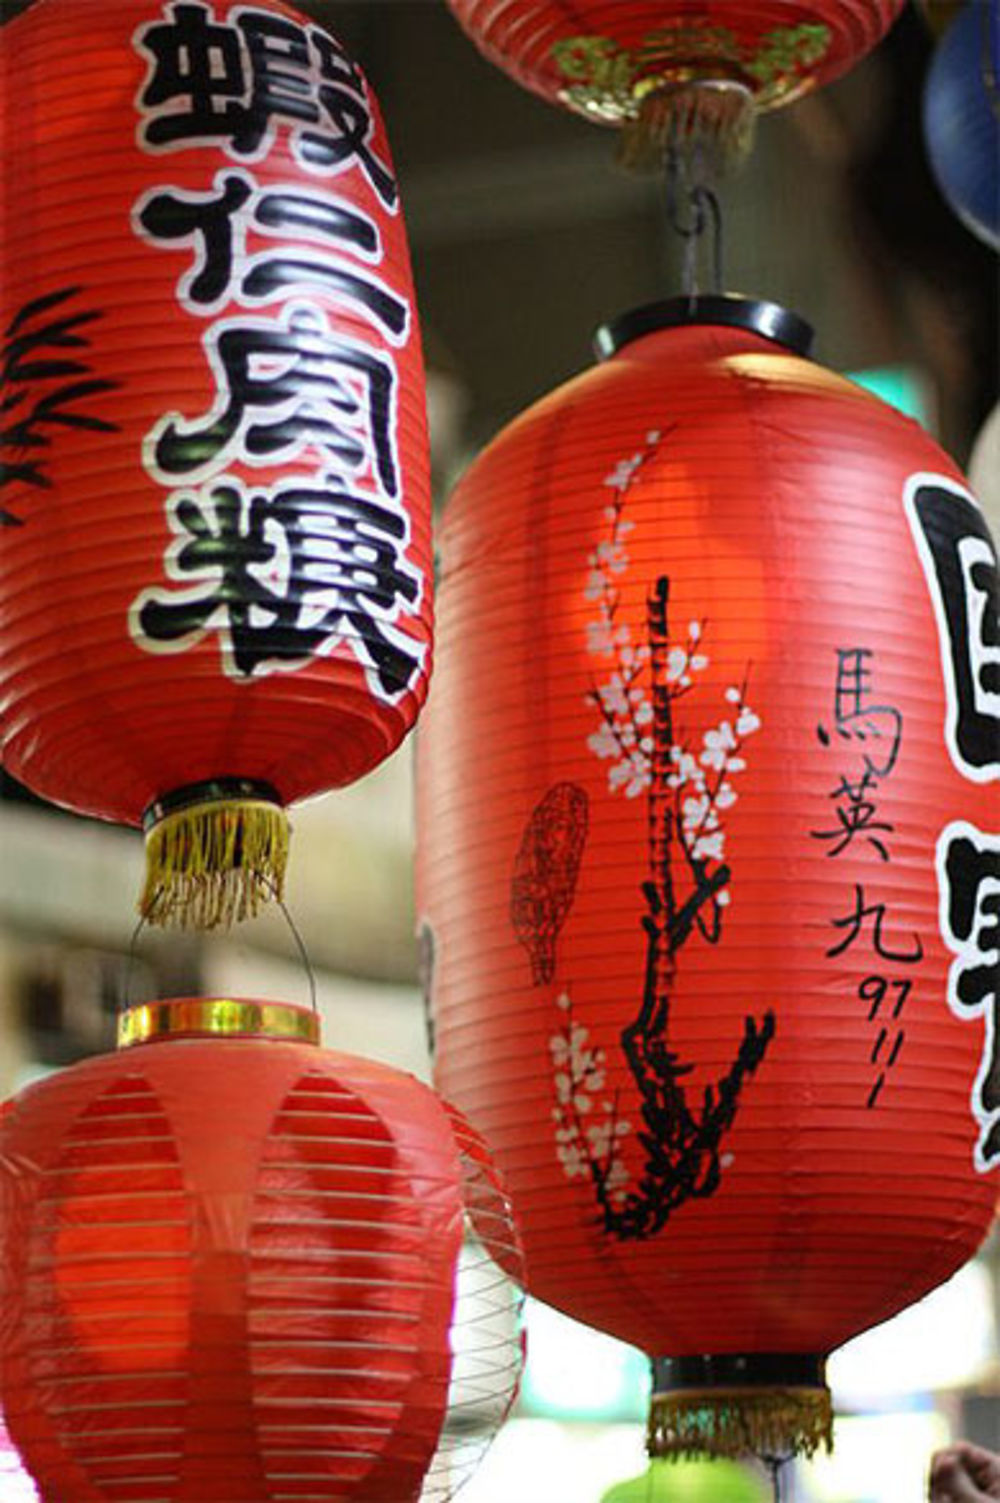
[761,1450,792,1503]
[123,887,319,1018]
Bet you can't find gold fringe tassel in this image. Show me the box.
[648,1386,834,1462]
[141,798,290,931]
[619,81,756,174]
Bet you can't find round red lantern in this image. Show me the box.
[416,296,1000,1460]
[443,1,904,165]
[0,0,431,928]
[0,1000,524,1501]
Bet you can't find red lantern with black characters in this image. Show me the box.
[444,0,904,166]
[0,0,431,928]
[416,296,1000,1461]
[0,999,524,1502]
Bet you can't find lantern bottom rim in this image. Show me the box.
[651,1353,826,1392]
[142,777,282,829]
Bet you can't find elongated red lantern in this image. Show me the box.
[416,296,1000,1460]
[444,1,904,165]
[0,999,524,1502]
[0,0,431,927]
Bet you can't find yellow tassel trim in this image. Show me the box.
[141,798,289,930]
[619,81,755,173]
[648,1386,834,1461]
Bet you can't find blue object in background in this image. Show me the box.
[922,0,1000,251]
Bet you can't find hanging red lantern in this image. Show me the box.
[443,1,904,166]
[0,0,431,928]
[416,296,1000,1461]
[0,999,524,1502]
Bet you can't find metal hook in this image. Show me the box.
[664,146,725,301]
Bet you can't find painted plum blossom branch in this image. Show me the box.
[548,991,631,1207]
[534,428,775,1238]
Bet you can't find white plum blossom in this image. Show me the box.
[598,676,630,717]
[586,618,615,655]
[595,538,629,574]
[586,1117,631,1160]
[603,453,644,492]
[588,723,622,760]
[692,830,726,862]
[682,793,710,830]
[584,571,609,604]
[548,993,631,1202]
[556,1141,588,1178]
[667,646,689,682]
[609,755,650,798]
[701,720,738,770]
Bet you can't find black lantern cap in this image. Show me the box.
[651,1352,828,1393]
[594,294,815,361]
[143,776,282,833]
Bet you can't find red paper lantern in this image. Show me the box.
[416,297,1000,1459]
[444,0,904,164]
[0,0,431,927]
[0,999,524,1503]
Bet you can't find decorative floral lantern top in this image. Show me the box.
[416,296,1000,1461]
[443,1,905,165]
[0,0,431,927]
[0,999,524,1503]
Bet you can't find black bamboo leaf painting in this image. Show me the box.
[1,286,122,525]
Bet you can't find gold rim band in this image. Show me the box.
[118,999,320,1049]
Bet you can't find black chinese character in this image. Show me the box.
[134,477,422,696]
[907,480,999,779]
[827,884,924,963]
[304,31,397,206]
[137,174,254,306]
[939,822,1000,1169]
[138,3,248,148]
[150,304,398,496]
[137,5,399,208]
[812,770,894,861]
[816,647,903,779]
[138,173,407,340]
